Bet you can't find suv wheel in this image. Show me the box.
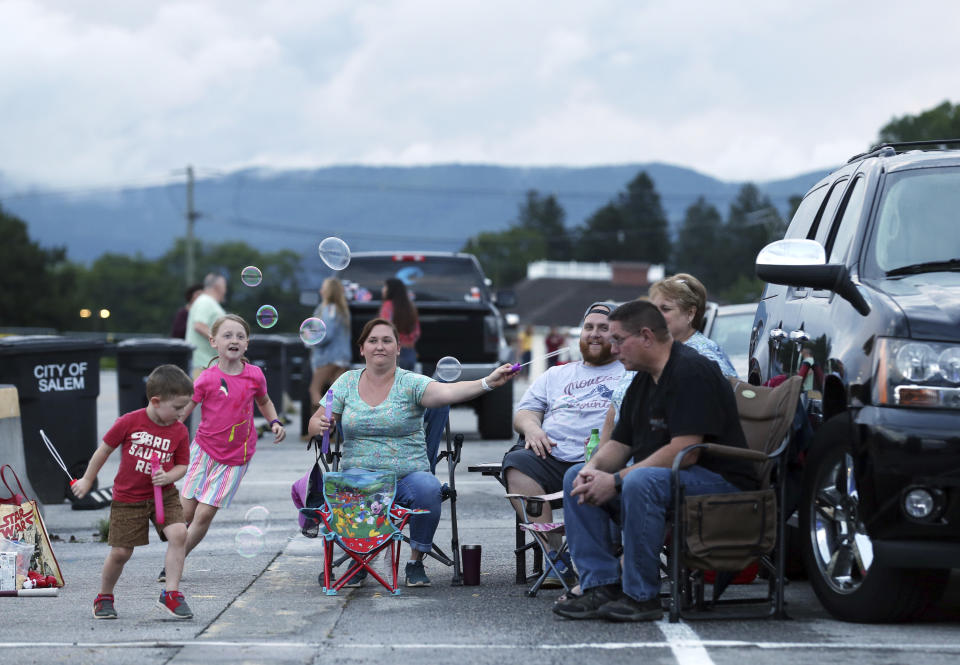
[800,415,948,622]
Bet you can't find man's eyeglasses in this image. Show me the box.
[609,332,640,347]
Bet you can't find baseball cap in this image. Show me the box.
[581,301,617,324]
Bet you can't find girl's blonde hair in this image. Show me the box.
[648,273,709,332]
[322,278,350,326]
[207,313,252,368]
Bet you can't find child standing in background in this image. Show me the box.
[308,277,352,411]
[516,325,534,378]
[72,364,195,620]
[167,314,286,582]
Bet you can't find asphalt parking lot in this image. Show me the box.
[2,371,959,665]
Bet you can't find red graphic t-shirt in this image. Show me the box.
[104,409,190,503]
[193,363,268,466]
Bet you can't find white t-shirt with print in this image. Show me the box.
[516,360,625,462]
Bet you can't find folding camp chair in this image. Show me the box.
[665,375,803,622]
[300,468,429,595]
[306,406,466,584]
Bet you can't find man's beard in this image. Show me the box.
[580,338,614,365]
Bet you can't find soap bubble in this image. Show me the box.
[318,237,351,270]
[256,305,278,329]
[299,317,327,345]
[435,356,462,382]
[244,505,271,530]
[235,525,264,558]
[241,266,262,287]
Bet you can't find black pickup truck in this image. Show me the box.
[337,251,516,440]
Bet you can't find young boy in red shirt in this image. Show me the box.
[73,364,194,620]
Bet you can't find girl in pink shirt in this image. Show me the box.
[177,314,286,568]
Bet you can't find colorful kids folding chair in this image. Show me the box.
[300,468,428,595]
[302,406,466,585]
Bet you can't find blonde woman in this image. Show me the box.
[308,278,352,410]
[609,272,735,427]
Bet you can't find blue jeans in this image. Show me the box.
[396,471,442,553]
[563,463,740,602]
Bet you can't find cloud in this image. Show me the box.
[1,0,959,188]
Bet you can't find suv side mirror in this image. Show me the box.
[495,290,516,308]
[756,239,870,316]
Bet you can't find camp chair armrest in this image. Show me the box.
[698,443,769,463]
[505,490,563,503]
[506,490,564,518]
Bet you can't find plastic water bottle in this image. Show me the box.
[585,428,600,461]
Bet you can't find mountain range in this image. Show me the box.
[1,162,832,270]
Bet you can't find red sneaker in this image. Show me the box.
[93,593,117,619]
[157,590,193,619]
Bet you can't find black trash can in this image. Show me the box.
[116,338,193,416]
[0,336,105,504]
[246,335,287,414]
[283,337,312,436]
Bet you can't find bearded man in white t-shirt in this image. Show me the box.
[503,301,624,587]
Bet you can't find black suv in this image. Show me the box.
[751,140,960,622]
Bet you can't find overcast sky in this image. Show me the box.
[2,0,958,190]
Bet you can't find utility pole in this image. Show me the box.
[185,165,200,286]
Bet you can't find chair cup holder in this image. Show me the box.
[525,499,544,518]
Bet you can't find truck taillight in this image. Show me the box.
[391,254,425,262]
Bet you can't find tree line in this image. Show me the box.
[463,175,790,304]
[1,204,304,334]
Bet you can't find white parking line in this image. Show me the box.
[2,640,960,651]
[657,621,716,665]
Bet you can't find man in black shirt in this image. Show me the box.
[554,300,754,622]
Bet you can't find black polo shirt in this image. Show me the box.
[612,341,757,491]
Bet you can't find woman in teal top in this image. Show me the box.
[309,317,516,587]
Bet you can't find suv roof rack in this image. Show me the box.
[847,138,960,163]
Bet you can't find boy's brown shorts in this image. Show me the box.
[108,486,185,548]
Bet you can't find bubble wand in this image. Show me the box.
[321,389,333,455]
[150,450,165,525]
[510,348,566,372]
[38,429,76,487]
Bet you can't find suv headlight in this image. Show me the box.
[874,338,960,407]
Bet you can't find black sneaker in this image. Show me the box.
[157,590,193,619]
[93,593,117,619]
[553,584,620,620]
[404,560,431,587]
[342,568,367,588]
[598,595,663,622]
[157,568,165,584]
